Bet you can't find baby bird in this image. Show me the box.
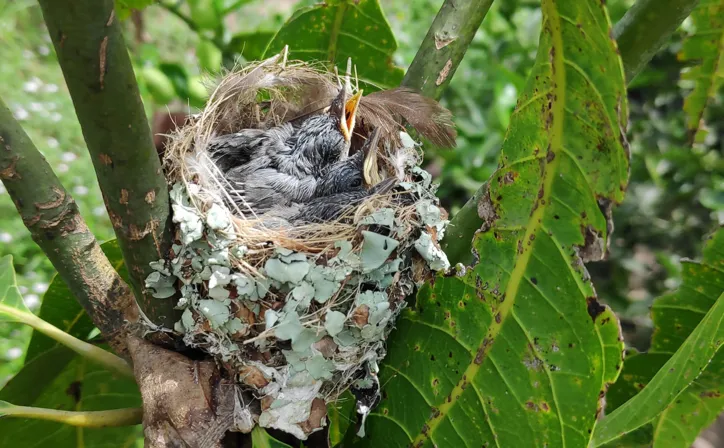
[268,129,397,224]
[208,86,363,214]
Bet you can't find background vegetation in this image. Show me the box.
[0,0,721,444]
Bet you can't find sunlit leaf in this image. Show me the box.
[264,0,404,91]
[595,228,724,447]
[350,0,629,446]
[678,0,724,144]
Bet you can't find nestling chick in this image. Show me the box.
[268,129,397,224]
[208,86,363,213]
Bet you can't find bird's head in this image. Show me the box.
[328,87,363,148]
[291,88,363,171]
[315,128,380,197]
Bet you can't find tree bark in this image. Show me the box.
[614,0,700,83]
[401,0,495,99]
[441,0,700,265]
[0,99,137,356]
[38,0,176,327]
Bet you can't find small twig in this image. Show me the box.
[0,304,134,378]
[0,404,143,427]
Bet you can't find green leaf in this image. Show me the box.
[264,0,404,91]
[251,425,294,448]
[678,0,724,144]
[197,39,223,73]
[141,65,177,105]
[188,0,222,30]
[351,0,629,446]
[228,31,277,61]
[26,240,127,363]
[115,0,153,21]
[328,390,356,446]
[595,228,724,447]
[0,255,32,320]
[0,348,141,447]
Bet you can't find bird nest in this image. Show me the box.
[146,49,455,440]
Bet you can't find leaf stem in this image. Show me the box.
[0,403,142,427]
[614,0,700,83]
[402,0,495,99]
[0,304,134,379]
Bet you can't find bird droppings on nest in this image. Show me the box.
[145,48,456,440]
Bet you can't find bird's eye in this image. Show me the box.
[351,178,362,188]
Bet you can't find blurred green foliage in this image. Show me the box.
[0,0,721,394]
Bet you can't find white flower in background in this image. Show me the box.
[44,83,59,93]
[37,45,50,56]
[23,78,42,93]
[73,185,89,196]
[22,49,34,60]
[6,347,23,360]
[0,232,12,243]
[50,112,62,122]
[18,286,28,294]
[93,206,107,217]
[23,294,40,309]
[56,163,69,173]
[0,184,6,195]
[32,283,48,293]
[45,101,57,110]
[61,152,77,162]
[29,102,44,112]
[47,138,59,148]
[13,106,29,120]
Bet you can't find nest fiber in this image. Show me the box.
[146,51,454,440]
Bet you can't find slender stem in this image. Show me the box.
[402,0,495,100]
[0,304,134,378]
[0,99,138,356]
[614,0,700,82]
[0,404,142,427]
[442,0,700,265]
[38,0,177,327]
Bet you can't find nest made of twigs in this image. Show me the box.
[147,49,454,439]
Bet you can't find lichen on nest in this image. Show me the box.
[145,49,455,440]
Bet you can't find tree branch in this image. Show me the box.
[37,0,176,327]
[401,0,495,99]
[614,0,700,83]
[0,99,138,356]
[442,0,700,265]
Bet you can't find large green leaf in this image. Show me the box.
[594,228,724,447]
[678,0,724,144]
[0,348,142,447]
[25,240,128,362]
[264,0,404,90]
[350,0,629,446]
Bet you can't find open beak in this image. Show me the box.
[340,90,363,143]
